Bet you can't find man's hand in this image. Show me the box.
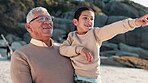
[135,14,148,27]
[81,48,94,63]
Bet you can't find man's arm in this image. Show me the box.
[11,50,33,83]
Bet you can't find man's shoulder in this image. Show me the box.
[14,43,34,53]
[11,44,32,58]
[17,43,31,49]
[53,42,61,48]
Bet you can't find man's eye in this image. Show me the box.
[38,17,45,21]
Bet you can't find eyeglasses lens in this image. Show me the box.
[38,16,53,22]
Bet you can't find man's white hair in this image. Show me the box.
[26,7,48,23]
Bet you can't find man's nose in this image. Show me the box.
[44,21,53,26]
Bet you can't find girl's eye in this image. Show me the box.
[91,18,94,20]
[83,17,94,21]
[83,17,87,20]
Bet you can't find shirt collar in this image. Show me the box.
[30,38,54,47]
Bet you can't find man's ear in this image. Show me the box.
[26,23,32,33]
[72,19,78,26]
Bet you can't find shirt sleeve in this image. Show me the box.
[94,18,140,42]
[10,50,33,83]
[59,32,83,57]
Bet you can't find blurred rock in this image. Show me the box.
[5,34,22,43]
[94,15,108,27]
[23,32,31,44]
[52,29,67,43]
[101,56,127,67]
[11,41,27,50]
[119,43,148,59]
[61,11,74,20]
[115,51,139,57]
[93,0,106,9]
[0,40,7,47]
[101,41,118,51]
[104,1,139,18]
[0,48,7,56]
[53,17,75,33]
[106,16,127,24]
[114,56,148,70]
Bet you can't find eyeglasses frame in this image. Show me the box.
[29,16,54,23]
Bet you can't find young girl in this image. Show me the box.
[59,7,148,83]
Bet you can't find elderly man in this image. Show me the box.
[11,7,74,83]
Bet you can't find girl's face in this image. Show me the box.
[73,10,95,34]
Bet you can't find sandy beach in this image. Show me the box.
[0,56,11,83]
[0,56,148,83]
[101,65,148,83]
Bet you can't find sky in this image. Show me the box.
[130,0,148,7]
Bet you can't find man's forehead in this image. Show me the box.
[33,10,50,16]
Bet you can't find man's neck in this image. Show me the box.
[43,39,52,47]
[33,37,52,47]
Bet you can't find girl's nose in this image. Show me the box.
[87,18,91,22]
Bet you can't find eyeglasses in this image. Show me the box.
[29,16,54,23]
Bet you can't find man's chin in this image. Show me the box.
[43,34,52,38]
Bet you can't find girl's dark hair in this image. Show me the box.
[74,7,94,20]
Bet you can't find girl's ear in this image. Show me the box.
[72,19,78,26]
[26,23,32,33]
